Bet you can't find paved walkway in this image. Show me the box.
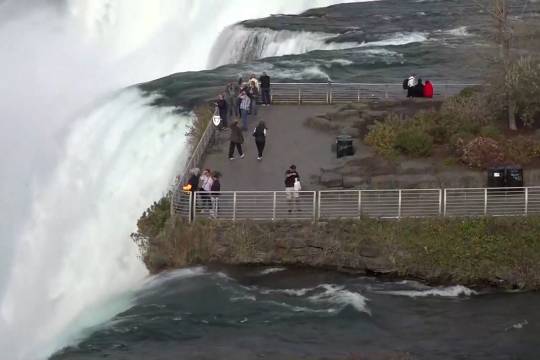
[202,105,339,191]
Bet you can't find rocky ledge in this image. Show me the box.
[135,214,540,291]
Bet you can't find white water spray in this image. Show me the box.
[0,1,369,359]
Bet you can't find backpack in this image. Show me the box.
[402,78,408,90]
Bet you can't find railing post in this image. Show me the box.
[443,189,447,216]
[525,187,529,216]
[357,88,360,103]
[312,192,317,222]
[326,84,330,104]
[329,82,333,104]
[272,191,277,221]
[298,87,301,104]
[192,192,197,222]
[385,84,389,99]
[398,190,402,219]
[233,192,237,221]
[357,190,362,219]
[484,188,488,216]
[317,191,322,221]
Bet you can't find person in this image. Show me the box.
[182,168,200,192]
[225,83,236,119]
[238,90,251,131]
[253,121,267,160]
[259,72,271,106]
[198,168,213,212]
[406,74,417,98]
[235,77,243,117]
[284,165,300,213]
[414,78,425,97]
[210,171,221,218]
[229,120,245,160]
[248,81,259,116]
[423,80,434,98]
[216,93,228,128]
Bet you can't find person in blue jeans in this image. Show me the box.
[239,90,251,131]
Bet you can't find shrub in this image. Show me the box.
[504,136,540,164]
[440,92,493,134]
[461,137,505,169]
[449,131,476,156]
[186,104,213,148]
[364,114,403,157]
[479,125,502,140]
[394,128,434,157]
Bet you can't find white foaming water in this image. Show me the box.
[1,89,191,359]
[258,267,288,275]
[208,25,360,68]
[0,1,366,359]
[380,285,477,298]
[361,31,429,47]
[308,284,371,314]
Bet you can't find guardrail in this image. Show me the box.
[170,117,216,216]
[172,187,540,222]
[270,82,478,104]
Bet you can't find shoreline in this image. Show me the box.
[134,212,540,291]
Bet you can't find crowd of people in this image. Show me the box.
[180,72,279,218]
[403,74,434,98]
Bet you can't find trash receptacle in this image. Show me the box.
[336,135,354,159]
[505,167,523,187]
[487,167,506,188]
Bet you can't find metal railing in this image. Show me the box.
[193,191,317,221]
[270,82,479,104]
[174,186,540,222]
[170,117,216,216]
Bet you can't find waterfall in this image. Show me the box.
[0,1,371,359]
[208,25,359,68]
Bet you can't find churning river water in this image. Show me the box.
[52,267,540,360]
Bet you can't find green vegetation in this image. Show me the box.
[133,213,540,290]
[186,104,213,149]
[364,86,540,168]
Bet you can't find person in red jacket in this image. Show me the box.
[424,80,434,98]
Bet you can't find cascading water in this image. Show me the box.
[208,25,360,68]
[0,0,370,359]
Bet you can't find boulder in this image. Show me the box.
[320,172,343,188]
[396,174,439,189]
[371,175,397,189]
[343,176,369,189]
[399,160,434,174]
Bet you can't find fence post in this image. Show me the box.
[357,88,360,103]
[525,187,529,216]
[312,192,317,222]
[358,190,363,219]
[329,83,333,104]
[443,189,448,216]
[233,192,237,221]
[398,190,402,219]
[188,192,193,223]
[298,87,302,104]
[192,192,197,222]
[484,188,488,216]
[317,191,322,221]
[272,192,277,221]
[385,84,389,99]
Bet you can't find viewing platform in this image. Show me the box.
[167,82,540,222]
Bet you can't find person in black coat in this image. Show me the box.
[259,72,271,106]
[253,121,267,160]
[215,93,228,128]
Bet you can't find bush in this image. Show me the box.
[440,93,493,134]
[364,114,403,157]
[504,136,540,164]
[479,125,502,140]
[394,128,434,157]
[461,137,505,169]
[450,131,476,156]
